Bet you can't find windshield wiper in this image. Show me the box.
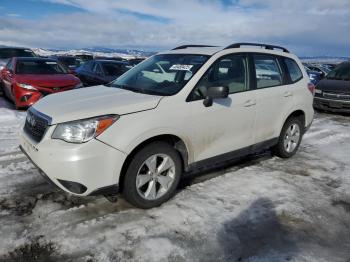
[107,84,146,94]
[106,83,167,96]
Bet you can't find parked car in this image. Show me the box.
[75,60,130,86]
[0,57,82,109]
[20,43,314,208]
[94,56,125,61]
[322,63,337,71]
[74,54,93,62]
[305,64,331,78]
[314,61,350,113]
[0,46,36,70]
[128,58,146,67]
[52,56,81,74]
[304,66,322,85]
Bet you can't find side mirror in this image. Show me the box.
[203,86,229,107]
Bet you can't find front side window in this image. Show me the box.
[16,60,68,74]
[108,54,209,96]
[190,54,248,100]
[93,63,103,75]
[284,58,303,82]
[254,55,283,88]
[82,61,94,71]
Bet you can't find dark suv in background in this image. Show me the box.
[314,61,350,113]
[0,46,36,70]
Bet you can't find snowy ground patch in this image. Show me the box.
[0,96,349,261]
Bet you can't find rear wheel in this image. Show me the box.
[273,117,303,158]
[123,142,182,209]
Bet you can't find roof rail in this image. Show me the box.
[172,45,218,50]
[224,42,289,53]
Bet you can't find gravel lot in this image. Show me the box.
[0,96,349,262]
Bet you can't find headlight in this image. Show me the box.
[18,83,37,91]
[52,115,119,143]
[75,82,83,89]
[315,89,322,94]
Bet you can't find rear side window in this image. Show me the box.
[253,55,283,89]
[284,58,303,83]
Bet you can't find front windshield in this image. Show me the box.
[326,63,350,81]
[16,60,68,74]
[0,49,35,59]
[108,54,209,96]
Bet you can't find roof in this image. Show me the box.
[160,47,222,56]
[159,43,294,57]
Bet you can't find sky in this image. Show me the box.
[0,0,349,56]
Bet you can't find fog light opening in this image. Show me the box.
[57,179,87,194]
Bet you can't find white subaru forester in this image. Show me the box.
[20,43,314,208]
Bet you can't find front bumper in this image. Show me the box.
[314,97,350,114]
[20,130,127,196]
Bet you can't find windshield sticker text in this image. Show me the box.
[169,64,193,71]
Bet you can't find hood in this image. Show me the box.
[317,78,350,93]
[32,85,162,124]
[15,74,80,88]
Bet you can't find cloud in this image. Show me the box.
[0,0,349,56]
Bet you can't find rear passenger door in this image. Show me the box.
[189,54,257,162]
[252,54,294,144]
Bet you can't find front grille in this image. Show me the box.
[23,109,50,142]
[323,91,350,101]
[40,90,52,97]
[38,85,75,97]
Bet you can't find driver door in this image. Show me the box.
[188,54,257,162]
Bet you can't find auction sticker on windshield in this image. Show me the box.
[169,64,193,71]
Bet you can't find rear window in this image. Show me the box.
[254,55,283,89]
[0,48,35,59]
[284,58,303,82]
[16,60,68,74]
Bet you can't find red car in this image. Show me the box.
[0,57,82,109]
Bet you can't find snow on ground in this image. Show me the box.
[0,96,350,262]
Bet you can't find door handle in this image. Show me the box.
[284,91,293,97]
[244,100,256,107]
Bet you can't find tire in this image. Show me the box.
[122,142,182,209]
[272,117,303,158]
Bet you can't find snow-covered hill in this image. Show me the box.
[32,47,155,60]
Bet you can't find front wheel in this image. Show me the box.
[122,142,182,209]
[273,117,303,158]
